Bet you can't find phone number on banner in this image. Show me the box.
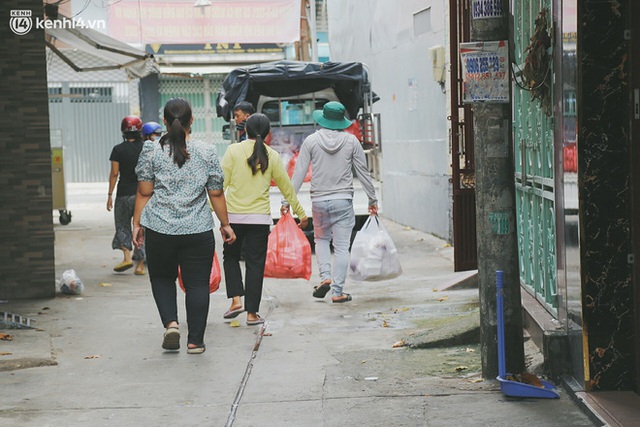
[472,0,504,19]
[464,53,502,74]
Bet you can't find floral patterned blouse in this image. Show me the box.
[135,139,224,235]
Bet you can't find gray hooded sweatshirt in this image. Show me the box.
[291,128,377,205]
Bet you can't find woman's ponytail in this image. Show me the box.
[160,98,192,168]
[245,113,271,175]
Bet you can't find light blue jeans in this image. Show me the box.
[312,199,355,297]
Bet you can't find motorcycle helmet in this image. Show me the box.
[121,116,142,133]
[141,121,162,138]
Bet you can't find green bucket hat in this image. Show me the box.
[312,101,352,130]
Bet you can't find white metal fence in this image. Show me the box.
[48,81,133,183]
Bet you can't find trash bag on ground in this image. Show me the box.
[59,269,85,295]
[349,216,402,281]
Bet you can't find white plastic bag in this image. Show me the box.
[349,216,402,281]
[59,269,84,295]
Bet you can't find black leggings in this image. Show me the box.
[145,228,214,345]
[223,223,270,313]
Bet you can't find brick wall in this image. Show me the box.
[0,0,55,299]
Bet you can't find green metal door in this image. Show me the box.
[158,74,229,158]
[513,0,557,313]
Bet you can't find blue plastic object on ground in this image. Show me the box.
[496,270,559,398]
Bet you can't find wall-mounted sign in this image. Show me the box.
[472,0,504,19]
[146,43,284,56]
[489,212,510,235]
[460,40,509,103]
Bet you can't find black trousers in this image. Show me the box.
[223,223,270,313]
[145,228,214,345]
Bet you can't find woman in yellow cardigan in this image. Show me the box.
[221,113,308,325]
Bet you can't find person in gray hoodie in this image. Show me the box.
[289,101,378,303]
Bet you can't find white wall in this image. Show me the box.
[327,0,451,240]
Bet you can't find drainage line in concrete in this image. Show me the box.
[224,321,268,427]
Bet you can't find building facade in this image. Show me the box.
[329,0,640,404]
[327,0,453,242]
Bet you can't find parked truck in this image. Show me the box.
[216,60,382,242]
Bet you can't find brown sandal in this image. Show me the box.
[223,307,245,319]
[187,343,205,354]
[246,315,265,326]
[332,294,352,303]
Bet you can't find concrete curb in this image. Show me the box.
[403,309,480,349]
[0,328,57,372]
[0,357,58,372]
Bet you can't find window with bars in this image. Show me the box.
[262,99,329,126]
[48,87,62,103]
[69,87,113,103]
[315,0,328,32]
[563,90,577,117]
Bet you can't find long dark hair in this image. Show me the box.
[159,98,191,168]
[245,113,270,175]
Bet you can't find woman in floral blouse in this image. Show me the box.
[133,98,236,355]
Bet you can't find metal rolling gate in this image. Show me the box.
[158,75,229,158]
[48,81,133,183]
[512,0,558,314]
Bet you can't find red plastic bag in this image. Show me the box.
[563,144,577,172]
[287,151,312,182]
[344,120,363,142]
[264,212,312,280]
[178,251,221,293]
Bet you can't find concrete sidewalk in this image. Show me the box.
[0,183,596,426]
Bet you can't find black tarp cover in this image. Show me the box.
[216,60,377,121]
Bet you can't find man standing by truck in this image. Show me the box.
[289,101,378,303]
[233,101,255,142]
